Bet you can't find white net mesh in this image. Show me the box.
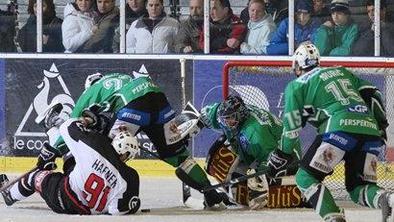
[224,61,394,200]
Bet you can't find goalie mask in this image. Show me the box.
[217,95,248,131]
[84,73,103,89]
[112,131,139,161]
[292,42,320,75]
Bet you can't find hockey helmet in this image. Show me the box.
[112,131,140,161]
[217,95,248,130]
[84,73,103,89]
[292,41,320,72]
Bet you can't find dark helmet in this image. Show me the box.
[217,95,248,130]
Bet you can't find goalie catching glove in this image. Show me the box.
[37,142,61,170]
[247,169,269,210]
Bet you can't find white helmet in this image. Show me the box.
[84,73,103,89]
[292,42,320,71]
[111,131,140,161]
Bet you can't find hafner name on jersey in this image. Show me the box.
[91,159,118,188]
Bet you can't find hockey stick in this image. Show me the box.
[201,167,270,192]
[138,146,197,206]
[0,166,38,193]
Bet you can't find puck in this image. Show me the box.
[141,208,151,213]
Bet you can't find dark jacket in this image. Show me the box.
[77,8,119,53]
[17,14,64,52]
[0,10,17,52]
[200,14,246,54]
[352,20,394,57]
[175,17,203,53]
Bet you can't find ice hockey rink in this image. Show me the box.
[0,176,385,222]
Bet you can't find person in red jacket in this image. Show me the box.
[199,0,246,54]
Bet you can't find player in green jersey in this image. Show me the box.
[37,68,226,208]
[266,42,391,222]
[200,95,301,209]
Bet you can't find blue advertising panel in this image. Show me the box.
[0,59,5,155]
[4,59,192,157]
[193,60,386,158]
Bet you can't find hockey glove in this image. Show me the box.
[267,149,293,178]
[81,107,113,134]
[44,103,69,129]
[37,142,60,170]
[247,169,269,210]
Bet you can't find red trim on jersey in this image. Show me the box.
[64,177,91,215]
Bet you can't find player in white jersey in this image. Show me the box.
[0,118,141,215]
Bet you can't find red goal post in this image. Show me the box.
[222,59,394,200]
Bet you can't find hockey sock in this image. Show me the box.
[9,170,39,201]
[349,184,381,208]
[175,157,211,191]
[163,148,191,167]
[296,169,341,219]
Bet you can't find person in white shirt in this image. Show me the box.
[0,118,141,215]
[62,0,96,53]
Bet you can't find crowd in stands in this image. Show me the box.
[0,0,393,56]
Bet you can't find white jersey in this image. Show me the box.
[60,119,140,215]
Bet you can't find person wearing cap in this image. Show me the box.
[314,0,358,56]
[200,0,246,54]
[266,0,319,55]
[240,0,276,54]
[352,0,394,56]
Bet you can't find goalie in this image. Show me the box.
[200,95,302,209]
[36,69,226,208]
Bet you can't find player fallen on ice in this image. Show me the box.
[200,95,302,209]
[35,67,226,209]
[0,117,141,215]
[266,42,391,222]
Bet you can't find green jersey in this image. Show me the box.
[55,73,161,153]
[281,66,382,154]
[201,103,294,167]
[72,73,161,117]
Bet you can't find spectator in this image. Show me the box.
[240,0,288,25]
[312,0,330,24]
[314,0,358,56]
[112,0,147,53]
[126,0,179,53]
[0,6,17,52]
[352,0,394,56]
[240,0,276,54]
[76,0,119,53]
[62,0,96,53]
[266,0,319,55]
[175,0,204,53]
[204,0,246,54]
[17,0,64,52]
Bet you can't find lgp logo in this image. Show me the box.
[14,63,75,151]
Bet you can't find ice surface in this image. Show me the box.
[0,176,383,222]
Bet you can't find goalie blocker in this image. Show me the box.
[206,141,307,208]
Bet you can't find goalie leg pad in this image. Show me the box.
[247,170,269,210]
[206,140,239,183]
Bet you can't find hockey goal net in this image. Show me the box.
[222,60,394,200]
